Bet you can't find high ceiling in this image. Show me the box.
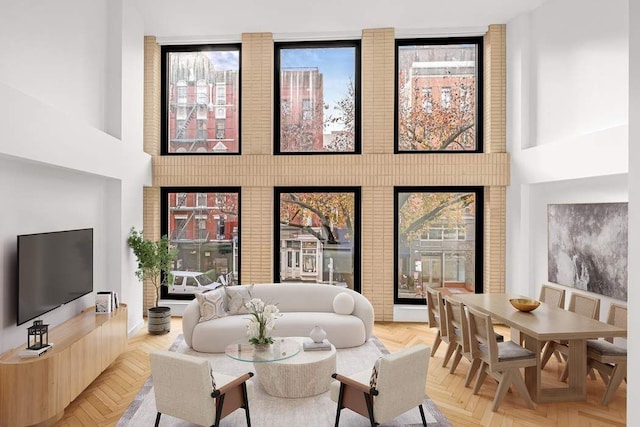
[135,0,548,40]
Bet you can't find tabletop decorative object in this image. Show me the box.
[509,298,541,312]
[309,325,327,343]
[246,298,281,350]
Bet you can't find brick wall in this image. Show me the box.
[142,26,508,318]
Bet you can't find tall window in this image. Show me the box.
[395,37,483,152]
[274,188,361,292]
[274,41,361,154]
[161,187,240,299]
[161,44,241,155]
[394,187,483,304]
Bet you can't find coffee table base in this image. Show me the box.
[254,339,337,398]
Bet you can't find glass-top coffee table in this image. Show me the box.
[225,337,336,398]
[224,337,301,363]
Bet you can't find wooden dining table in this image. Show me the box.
[449,292,627,403]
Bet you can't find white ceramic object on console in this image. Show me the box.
[309,325,327,343]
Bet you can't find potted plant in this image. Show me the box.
[127,227,177,334]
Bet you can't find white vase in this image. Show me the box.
[309,325,327,343]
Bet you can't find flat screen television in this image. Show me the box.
[17,228,93,325]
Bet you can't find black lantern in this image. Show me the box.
[27,320,49,350]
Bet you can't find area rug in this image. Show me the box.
[118,335,450,427]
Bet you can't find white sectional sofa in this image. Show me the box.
[182,283,375,353]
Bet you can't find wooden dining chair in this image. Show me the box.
[527,284,567,352]
[466,306,537,411]
[540,292,601,374]
[425,287,447,358]
[539,284,566,308]
[587,303,627,405]
[444,296,482,387]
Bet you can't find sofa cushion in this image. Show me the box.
[225,285,254,315]
[195,289,227,322]
[333,292,355,315]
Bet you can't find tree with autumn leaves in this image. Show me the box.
[324,78,356,152]
[279,192,354,244]
[397,192,475,242]
[278,191,474,245]
[397,75,476,151]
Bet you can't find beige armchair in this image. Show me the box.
[150,350,254,427]
[330,344,430,426]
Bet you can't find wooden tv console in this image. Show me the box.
[0,304,128,427]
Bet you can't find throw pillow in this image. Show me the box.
[333,292,355,315]
[225,285,254,315]
[369,357,382,388]
[195,290,227,322]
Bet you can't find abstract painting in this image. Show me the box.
[548,202,627,301]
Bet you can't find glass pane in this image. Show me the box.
[277,44,358,153]
[396,190,478,302]
[397,41,479,152]
[165,191,239,298]
[165,47,240,154]
[276,190,358,291]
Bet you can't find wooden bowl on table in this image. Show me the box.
[509,298,541,312]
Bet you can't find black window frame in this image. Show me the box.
[273,186,361,293]
[393,186,484,305]
[160,186,241,300]
[394,36,484,154]
[274,40,362,155]
[161,44,242,156]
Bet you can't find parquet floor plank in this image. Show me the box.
[54,317,626,426]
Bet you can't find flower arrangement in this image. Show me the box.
[246,298,281,346]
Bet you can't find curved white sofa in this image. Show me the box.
[182,283,375,353]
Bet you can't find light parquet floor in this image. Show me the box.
[56,318,626,427]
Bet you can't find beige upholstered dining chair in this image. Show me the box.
[425,287,448,359]
[466,306,537,411]
[444,296,482,387]
[539,284,566,308]
[587,303,627,405]
[150,350,254,427]
[330,344,430,426]
[540,292,601,372]
[525,284,567,350]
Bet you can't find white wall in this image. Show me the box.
[0,156,110,352]
[136,0,546,40]
[0,0,109,130]
[506,0,629,300]
[0,0,149,353]
[528,0,628,147]
[627,0,638,420]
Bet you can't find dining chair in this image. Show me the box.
[540,292,601,374]
[525,284,567,352]
[425,287,448,359]
[150,350,254,427]
[444,296,482,387]
[587,303,627,405]
[539,284,566,308]
[466,306,537,411]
